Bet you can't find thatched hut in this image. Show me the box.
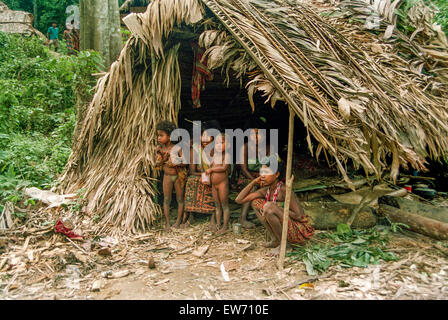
[59,0,448,234]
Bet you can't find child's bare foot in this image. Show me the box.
[165,223,171,232]
[215,227,228,235]
[263,239,280,248]
[172,222,181,229]
[241,220,255,229]
[207,223,217,231]
[182,221,191,228]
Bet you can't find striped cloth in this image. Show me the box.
[191,42,213,108]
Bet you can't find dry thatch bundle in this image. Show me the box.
[200,0,448,185]
[60,0,448,234]
[335,0,448,87]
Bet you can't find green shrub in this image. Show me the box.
[0,32,101,203]
[433,0,448,32]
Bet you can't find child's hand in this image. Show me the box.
[253,176,262,186]
[205,168,212,175]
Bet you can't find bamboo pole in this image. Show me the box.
[150,45,156,110]
[278,109,295,270]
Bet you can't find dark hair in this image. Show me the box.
[52,21,57,25]
[202,120,222,133]
[277,160,286,181]
[261,154,285,180]
[156,120,177,136]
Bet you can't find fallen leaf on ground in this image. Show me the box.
[160,269,172,274]
[91,280,102,292]
[220,263,230,282]
[240,243,256,251]
[223,260,240,272]
[192,245,210,258]
[98,247,111,256]
[73,251,87,264]
[8,284,19,291]
[299,283,315,289]
[154,279,170,286]
[110,270,130,279]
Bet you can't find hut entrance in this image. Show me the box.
[174,39,335,179]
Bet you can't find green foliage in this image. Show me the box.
[396,0,448,35]
[121,27,131,44]
[0,32,101,203]
[61,188,86,213]
[385,217,410,233]
[288,224,398,276]
[433,0,448,32]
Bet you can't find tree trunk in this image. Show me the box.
[393,197,448,224]
[378,204,448,240]
[32,0,37,28]
[302,201,377,229]
[79,0,122,67]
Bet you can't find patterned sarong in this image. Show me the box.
[184,175,216,214]
[251,198,314,245]
[64,30,75,55]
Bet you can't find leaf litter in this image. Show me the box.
[4,201,448,300]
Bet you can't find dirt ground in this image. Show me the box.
[1,210,448,300]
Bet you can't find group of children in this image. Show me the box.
[156,120,232,235]
[155,120,315,252]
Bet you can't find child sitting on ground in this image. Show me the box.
[235,156,314,256]
[205,134,231,234]
[155,121,188,231]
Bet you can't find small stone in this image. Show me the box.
[101,271,113,278]
[91,280,102,292]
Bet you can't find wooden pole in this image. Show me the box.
[278,109,295,270]
[150,45,157,110]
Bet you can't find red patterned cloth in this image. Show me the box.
[184,175,216,214]
[54,220,83,240]
[191,42,213,108]
[251,189,314,245]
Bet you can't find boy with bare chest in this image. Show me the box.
[205,134,231,234]
[156,121,187,231]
